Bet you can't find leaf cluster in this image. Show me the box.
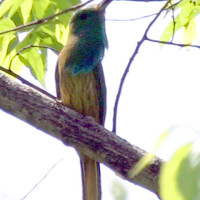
[0,0,79,85]
[160,141,200,200]
[161,0,200,43]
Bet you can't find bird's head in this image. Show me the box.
[69,0,112,43]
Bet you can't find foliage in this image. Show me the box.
[111,180,127,200]
[161,0,200,43]
[0,0,79,85]
[160,141,200,200]
[129,126,200,200]
[128,128,172,178]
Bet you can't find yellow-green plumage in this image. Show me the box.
[57,60,106,124]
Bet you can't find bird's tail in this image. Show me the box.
[80,154,101,200]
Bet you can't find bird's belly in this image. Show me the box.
[60,70,100,123]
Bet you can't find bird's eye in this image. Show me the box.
[80,13,88,20]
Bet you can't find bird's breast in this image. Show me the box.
[59,68,101,123]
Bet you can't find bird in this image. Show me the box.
[55,1,111,199]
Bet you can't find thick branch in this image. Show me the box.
[0,73,162,196]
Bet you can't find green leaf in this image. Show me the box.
[0,19,18,53]
[0,18,18,68]
[49,0,79,45]
[183,19,197,43]
[55,23,69,45]
[160,142,200,200]
[160,15,182,42]
[32,0,50,19]
[0,0,17,18]
[0,0,22,19]
[38,25,63,52]
[16,32,39,52]
[11,12,24,26]
[178,141,200,200]
[10,54,24,73]
[0,18,16,31]
[39,23,56,37]
[160,144,192,200]
[20,0,33,24]
[179,1,194,25]
[111,180,127,200]
[19,47,46,85]
[128,127,174,178]
[50,0,80,10]
[8,0,21,18]
[0,35,17,67]
[38,35,62,53]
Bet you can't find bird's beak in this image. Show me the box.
[97,0,112,11]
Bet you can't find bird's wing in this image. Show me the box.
[55,63,61,99]
[93,63,106,125]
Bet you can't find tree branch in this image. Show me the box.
[146,37,200,48]
[0,72,162,197]
[0,66,56,99]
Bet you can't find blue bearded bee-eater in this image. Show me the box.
[55,1,111,199]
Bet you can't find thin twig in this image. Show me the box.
[0,66,56,100]
[17,44,59,55]
[9,44,59,70]
[107,12,157,21]
[112,0,172,133]
[20,159,63,200]
[170,1,176,42]
[0,0,94,36]
[0,0,5,4]
[107,0,179,22]
[146,37,200,48]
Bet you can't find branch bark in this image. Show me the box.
[0,72,162,197]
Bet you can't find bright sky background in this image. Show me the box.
[1,0,200,200]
